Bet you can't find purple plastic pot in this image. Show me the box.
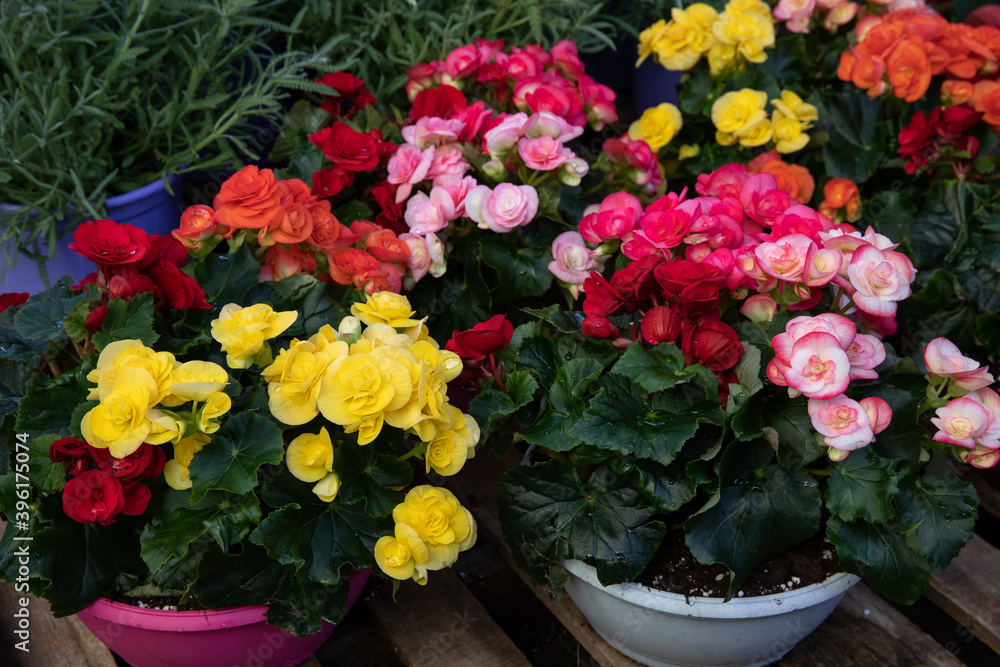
[0,173,183,295]
[76,568,370,667]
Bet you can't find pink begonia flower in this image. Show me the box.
[551,39,585,79]
[426,144,470,186]
[495,50,541,80]
[931,397,996,449]
[859,396,892,434]
[454,101,493,143]
[401,117,466,148]
[399,232,432,285]
[804,245,843,287]
[774,0,817,21]
[519,136,568,171]
[808,395,875,452]
[846,333,886,380]
[688,246,735,275]
[923,337,996,392]
[484,113,529,156]
[522,111,584,143]
[620,231,660,261]
[754,233,813,282]
[387,145,434,203]
[961,444,1000,469]
[773,205,836,242]
[824,2,858,31]
[786,15,811,33]
[847,244,915,317]
[441,176,477,218]
[444,45,479,79]
[404,187,456,234]
[474,37,505,64]
[740,294,778,324]
[559,154,589,186]
[696,163,748,199]
[739,173,795,226]
[769,313,856,395]
[426,232,447,278]
[817,0,847,7]
[549,231,596,296]
[465,183,539,233]
[784,331,852,399]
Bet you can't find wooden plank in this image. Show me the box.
[365,567,530,667]
[439,448,642,667]
[0,582,116,667]
[780,583,965,667]
[926,535,1000,654]
[961,469,1000,521]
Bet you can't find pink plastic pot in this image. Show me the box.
[76,569,370,667]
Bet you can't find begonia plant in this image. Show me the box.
[472,161,996,605]
[0,219,482,635]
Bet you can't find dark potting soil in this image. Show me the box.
[635,527,842,599]
[101,589,206,611]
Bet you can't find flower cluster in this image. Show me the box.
[772,0,926,34]
[264,292,480,477]
[926,338,1000,468]
[405,39,617,131]
[897,104,985,177]
[80,340,232,484]
[712,88,817,153]
[50,438,164,526]
[374,486,476,585]
[638,0,775,75]
[70,218,211,328]
[838,8,1000,103]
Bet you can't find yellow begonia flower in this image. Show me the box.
[628,103,683,152]
[678,144,701,160]
[392,486,473,550]
[370,345,424,430]
[318,353,413,430]
[712,10,774,65]
[146,408,184,445]
[286,427,335,483]
[312,471,341,502]
[89,343,177,406]
[174,432,210,467]
[425,409,480,477]
[344,413,385,446]
[772,110,810,154]
[637,19,668,67]
[374,523,429,581]
[410,340,462,384]
[211,303,297,369]
[198,392,231,434]
[645,5,718,72]
[724,0,772,18]
[708,43,738,76]
[164,459,192,490]
[735,118,773,147]
[352,323,413,355]
[81,366,157,458]
[711,89,768,135]
[351,292,419,329]
[772,90,818,123]
[265,340,347,426]
[166,361,229,402]
[404,318,431,345]
[715,130,737,147]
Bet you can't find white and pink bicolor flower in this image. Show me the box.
[924,338,995,393]
[931,397,998,449]
[808,394,876,457]
[846,244,915,317]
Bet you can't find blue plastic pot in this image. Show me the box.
[1,173,184,295]
[632,58,682,116]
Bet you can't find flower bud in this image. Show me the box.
[483,158,507,180]
[338,316,363,342]
[740,294,778,324]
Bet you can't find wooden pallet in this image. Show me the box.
[3,458,1000,666]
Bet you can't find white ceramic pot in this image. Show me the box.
[561,559,859,667]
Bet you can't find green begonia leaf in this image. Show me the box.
[897,470,977,570]
[334,441,411,517]
[188,412,285,503]
[826,449,899,524]
[684,440,822,598]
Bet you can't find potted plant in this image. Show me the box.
[0,0,339,292]
[465,161,997,666]
[0,217,481,666]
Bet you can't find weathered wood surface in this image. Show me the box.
[0,583,116,667]
[365,567,530,667]
[781,582,965,667]
[926,535,1000,655]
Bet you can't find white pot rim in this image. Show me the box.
[561,559,860,619]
